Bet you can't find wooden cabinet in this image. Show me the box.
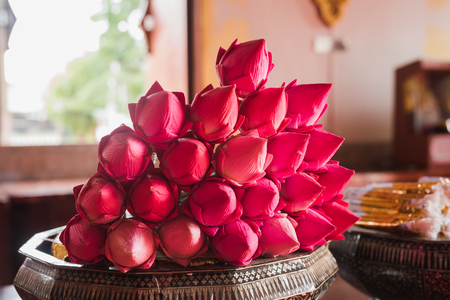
[394,60,450,171]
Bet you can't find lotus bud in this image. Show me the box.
[288,127,344,171]
[127,169,179,227]
[183,177,243,236]
[211,219,262,266]
[292,208,336,251]
[213,131,272,187]
[98,124,153,185]
[315,163,355,203]
[285,80,332,129]
[281,172,324,213]
[60,214,107,265]
[266,132,310,179]
[74,173,126,227]
[241,176,284,220]
[216,39,274,97]
[105,218,160,273]
[128,81,192,148]
[318,200,360,241]
[260,213,299,257]
[189,85,244,143]
[239,87,290,138]
[160,137,212,188]
[157,214,208,267]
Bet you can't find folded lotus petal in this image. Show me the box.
[213,134,271,186]
[105,218,160,273]
[260,213,299,257]
[129,81,192,148]
[127,169,179,227]
[239,87,288,138]
[75,173,126,227]
[60,214,107,265]
[160,138,212,188]
[190,85,244,143]
[315,164,355,202]
[183,177,243,236]
[241,176,281,220]
[301,128,344,171]
[98,124,153,183]
[285,81,332,128]
[320,201,360,240]
[292,209,336,251]
[281,172,324,213]
[157,214,209,267]
[216,39,273,97]
[211,219,261,265]
[266,132,310,179]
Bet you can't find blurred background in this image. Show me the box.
[0,0,450,298]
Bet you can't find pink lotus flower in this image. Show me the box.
[281,172,324,213]
[318,200,360,241]
[74,173,126,227]
[216,39,274,97]
[239,87,290,138]
[183,177,243,236]
[292,209,336,251]
[98,124,153,185]
[266,132,310,179]
[60,214,107,265]
[189,84,244,143]
[157,214,208,267]
[315,163,355,203]
[213,131,272,186]
[105,218,160,273]
[260,213,299,257]
[288,127,344,172]
[285,80,332,129]
[211,219,262,265]
[241,176,285,220]
[127,169,179,227]
[160,137,213,188]
[129,81,191,148]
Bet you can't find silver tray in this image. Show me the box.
[14,226,338,300]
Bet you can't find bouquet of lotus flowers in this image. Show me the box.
[60,38,360,273]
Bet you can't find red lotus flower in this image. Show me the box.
[98,124,153,185]
[213,131,272,186]
[60,214,107,265]
[239,87,290,138]
[216,39,274,97]
[128,81,191,148]
[292,208,336,251]
[281,172,324,213]
[160,137,213,189]
[318,200,360,241]
[288,127,344,172]
[266,132,310,179]
[211,219,262,266]
[105,218,160,273]
[74,173,126,227]
[260,213,299,257]
[183,177,243,236]
[189,84,244,143]
[127,169,179,227]
[285,80,332,129]
[315,163,355,203]
[241,176,284,220]
[157,214,209,267]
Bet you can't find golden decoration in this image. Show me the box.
[312,0,349,27]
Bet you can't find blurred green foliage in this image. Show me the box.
[47,0,146,142]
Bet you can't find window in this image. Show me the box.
[2,0,147,146]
